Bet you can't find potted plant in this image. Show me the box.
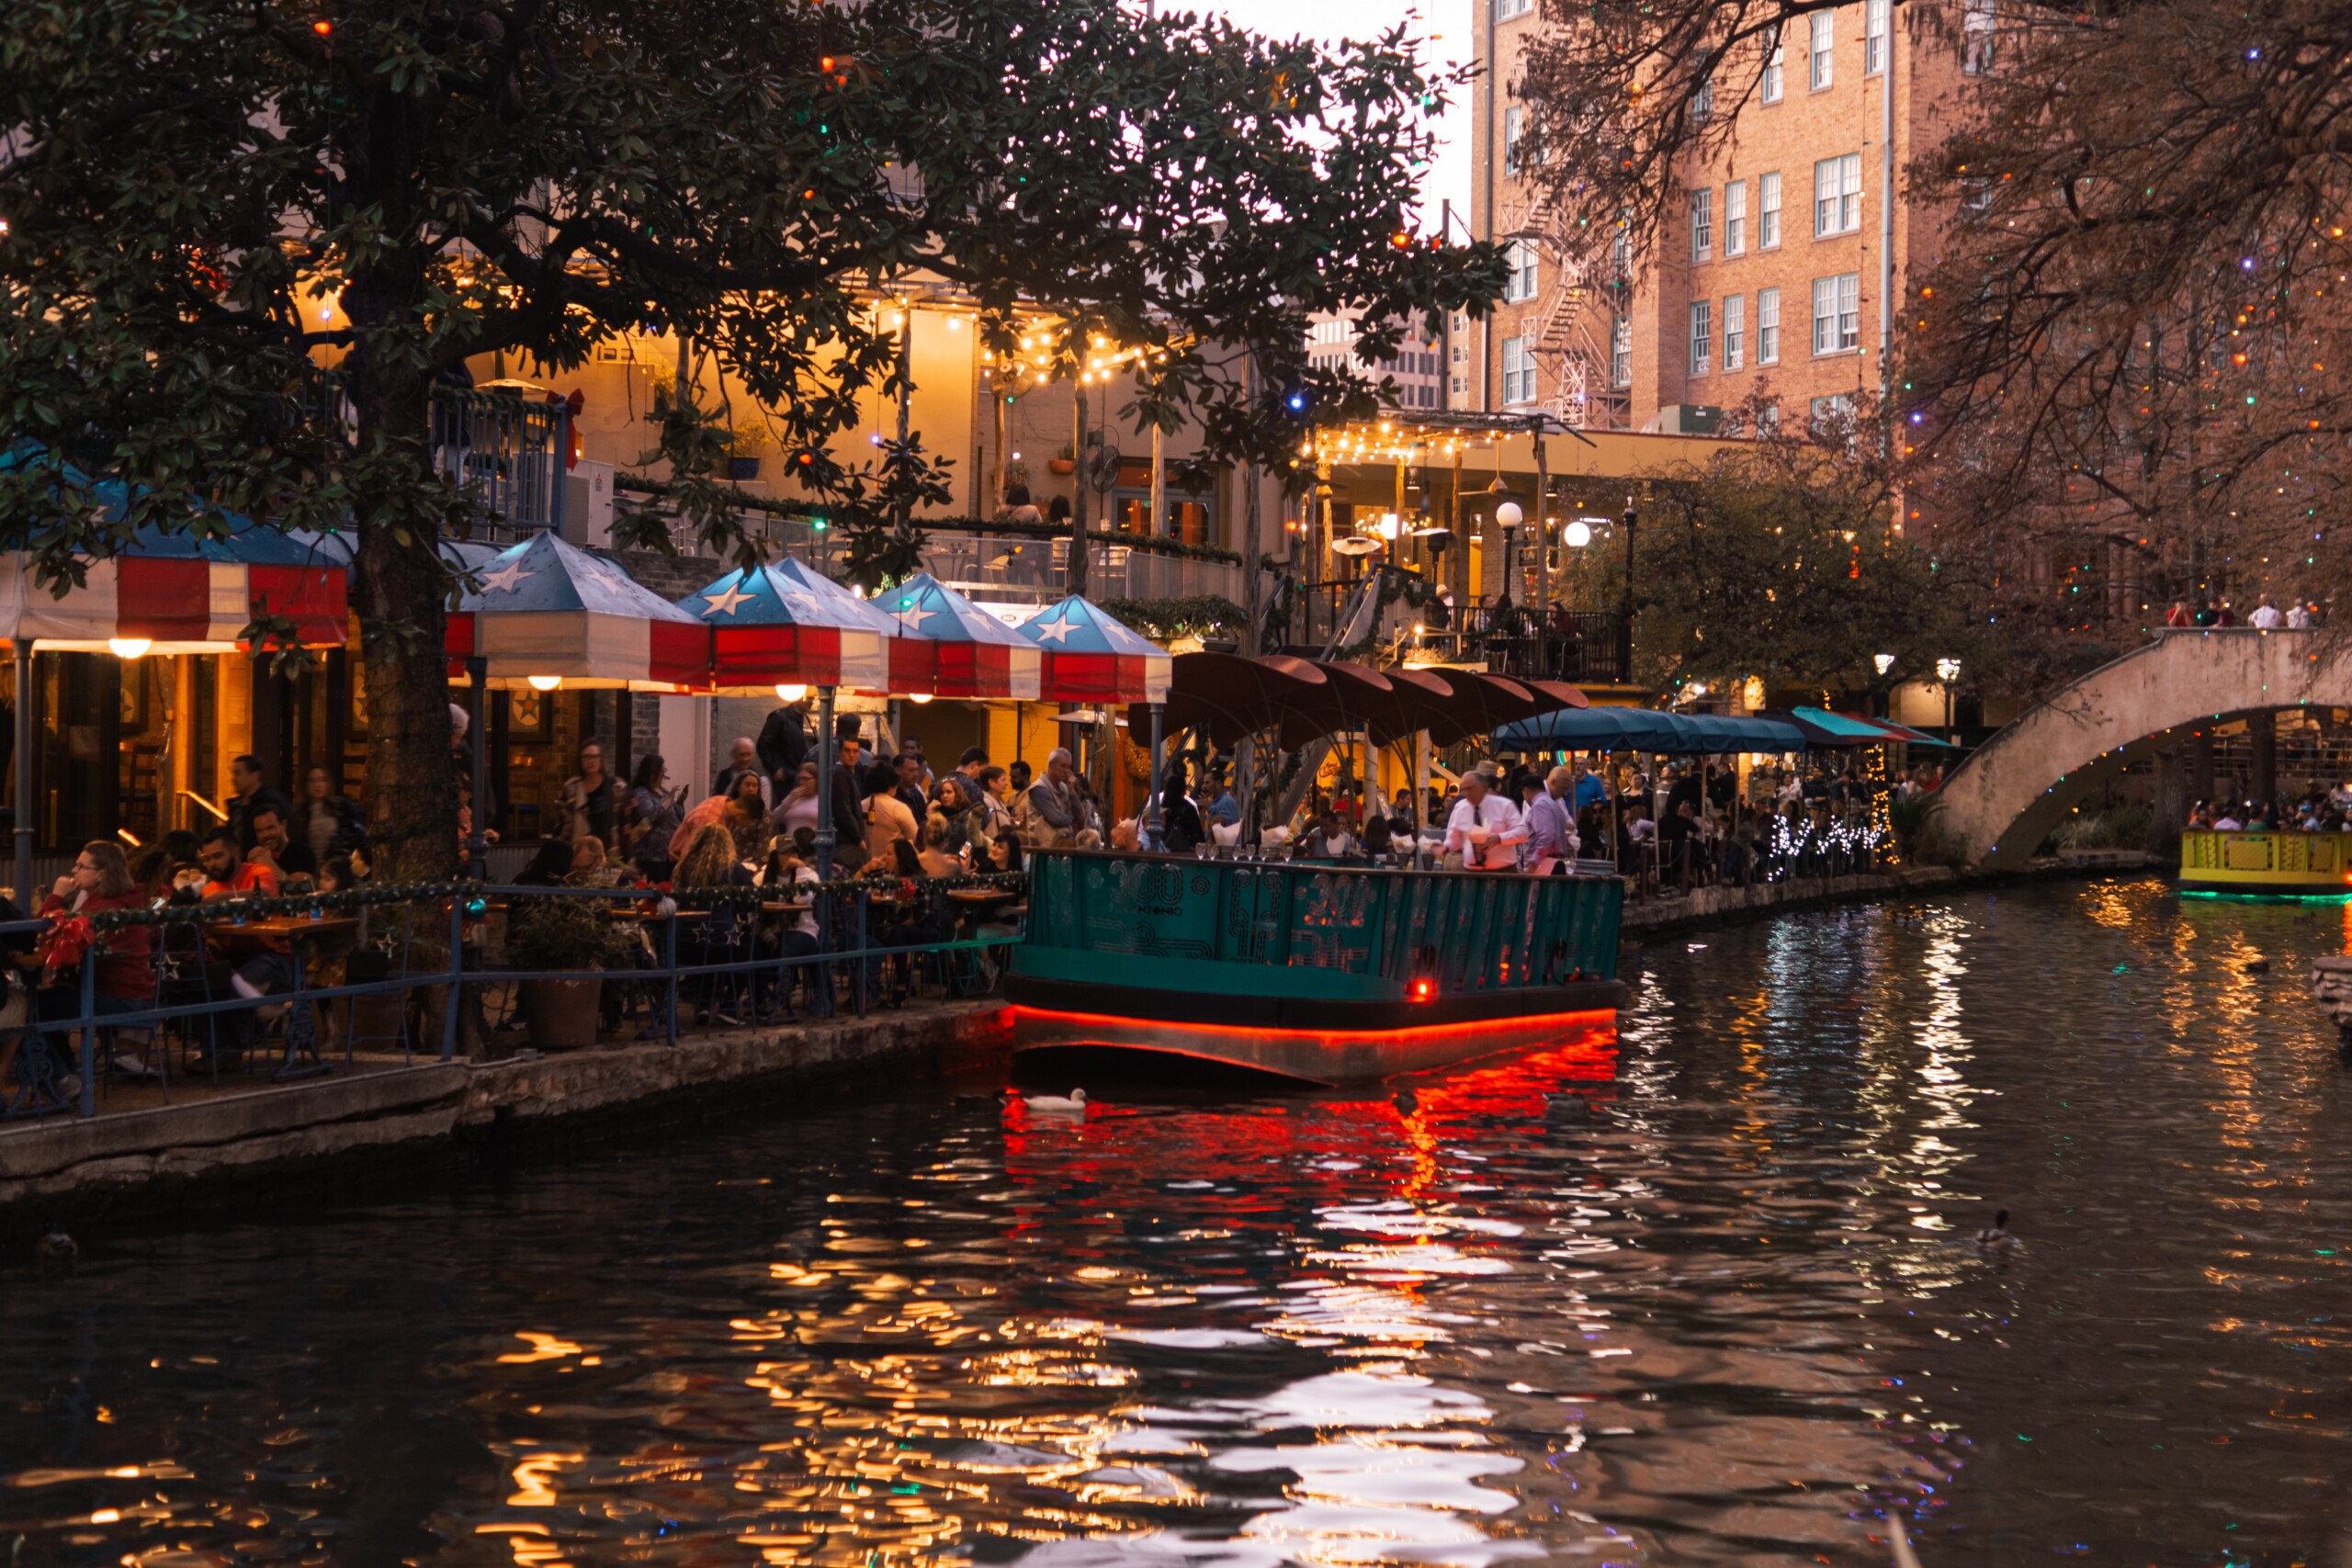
[725,427,774,482]
[506,896,629,1050]
[1047,441,1077,476]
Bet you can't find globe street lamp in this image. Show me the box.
[1935,656,1962,737]
[1495,500,1524,609]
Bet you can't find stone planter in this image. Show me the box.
[726,456,763,480]
[1048,457,1077,475]
[522,977,601,1051]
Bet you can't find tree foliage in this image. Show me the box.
[1515,0,2352,677]
[0,0,1504,878]
[1552,434,1989,697]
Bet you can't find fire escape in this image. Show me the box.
[1504,192,1630,431]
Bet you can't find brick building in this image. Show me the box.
[1463,0,1984,434]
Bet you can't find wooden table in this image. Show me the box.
[243,916,359,1080]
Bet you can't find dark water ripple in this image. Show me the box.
[6,877,2352,1566]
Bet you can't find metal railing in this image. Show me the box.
[429,387,570,536]
[898,530,1250,606]
[0,877,1023,1123]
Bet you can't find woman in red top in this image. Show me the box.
[33,840,156,1080]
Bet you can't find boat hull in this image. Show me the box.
[2178,828,2352,897]
[1006,851,1627,1083]
[1007,978,1624,1085]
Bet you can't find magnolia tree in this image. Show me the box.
[0,0,1503,881]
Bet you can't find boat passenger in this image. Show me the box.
[1443,771,1524,871]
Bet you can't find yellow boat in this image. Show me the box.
[2178,828,2352,897]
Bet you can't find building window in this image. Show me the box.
[1810,391,1857,437]
[1690,188,1713,261]
[1758,287,1781,364]
[1724,180,1747,254]
[1502,336,1535,404]
[1962,0,1995,73]
[1866,0,1889,74]
[1814,153,1862,236]
[1611,315,1632,386]
[1759,171,1781,249]
[1611,229,1631,279]
[1502,107,1524,176]
[1693,74,1714,120]
[1723,293,1745,370]
[1496,0,1532,18]
[1758,400,1781,434]
[1809,10,1834,90]
[1504,239,1539,302]
[1689,301,1713,376]
[1761,25,1783,102]
[1812,272,1860,354]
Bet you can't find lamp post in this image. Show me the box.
[1935,656,1962,738]
[1617,493,1639,683]
[1495,501,1523,609]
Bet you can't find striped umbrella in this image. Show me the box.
[685,557,897,694]
[1015,595,1171,704]
[445,530,707,690]
[869,572,1041,700]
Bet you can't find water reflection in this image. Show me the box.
[8,879,2352,1564]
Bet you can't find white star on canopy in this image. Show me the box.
[701,581,757,618]
[777,586,829,618]
[1032,611,1080,644]
[893,603,935,632]
[479,559,534,594]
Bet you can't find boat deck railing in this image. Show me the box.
[1023,851,1621,996]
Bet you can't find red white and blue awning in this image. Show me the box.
[0,511,347,654]
[445,530,707,690]
[1016,595,1171,705]
[686,558,896,694]
[871,572,1042,700]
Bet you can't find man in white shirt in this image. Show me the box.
[1523,764,1580,871]
[1443,770,1526,870]
[2248,600,2284,629]
[2288,602,2312,628]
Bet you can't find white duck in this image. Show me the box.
[1021,1088,1088,1115]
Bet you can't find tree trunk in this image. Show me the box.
[345,339,469,1053]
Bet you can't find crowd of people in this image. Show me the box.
[0,747,377,1105]
[2165,598,2320,629]
[1109,750,1917,895]
[2188,782,2352,833]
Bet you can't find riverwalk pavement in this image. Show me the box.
[1,997,1012,1220]
[1621,848,2154,934]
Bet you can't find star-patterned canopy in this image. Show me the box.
[445,530,708,690]
[1015,595,1171,705]
[869,572,1042,700]
[0,472,349,654]
[686,558,899,694]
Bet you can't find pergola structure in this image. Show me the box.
[1288,411,1741,690]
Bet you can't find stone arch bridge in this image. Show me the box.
[1919,628,2351,870]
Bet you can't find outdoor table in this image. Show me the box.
[242,915,359,1080]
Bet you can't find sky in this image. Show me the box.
[1195,0,1473,228]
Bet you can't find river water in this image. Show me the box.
[7,876,2352,1567]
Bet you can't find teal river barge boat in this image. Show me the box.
[1006,850,1626,1083]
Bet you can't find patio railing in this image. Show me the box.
[0,875,1023,1124]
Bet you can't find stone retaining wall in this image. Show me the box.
[1,1001,1012,1218]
